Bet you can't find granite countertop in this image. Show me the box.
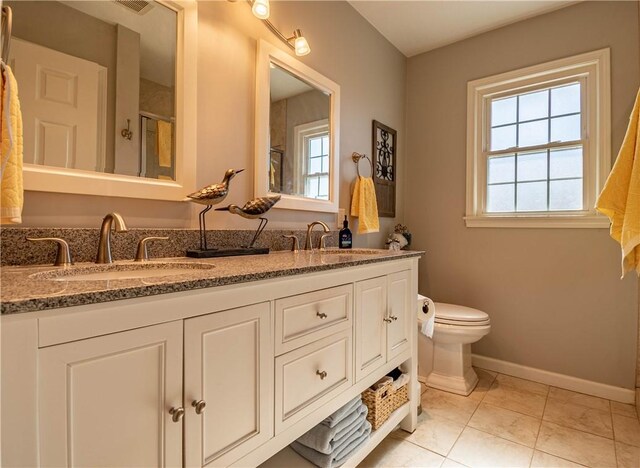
[0,249,424,315]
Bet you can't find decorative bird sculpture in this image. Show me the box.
[216,195,281,248]
[186,168,244,250]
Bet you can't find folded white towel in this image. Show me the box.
[321,396,361,428]
[297,403,368,454]
[291,420,371,468]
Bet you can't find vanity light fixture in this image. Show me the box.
[251,0,270,19]
[245,0,311,56]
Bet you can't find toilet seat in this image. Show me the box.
[434,302,490,326]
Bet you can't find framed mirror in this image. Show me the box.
[8,0,197,200]
[255,40,340,212]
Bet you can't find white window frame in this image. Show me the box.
[293,119,330,199]
[465,49,611,228]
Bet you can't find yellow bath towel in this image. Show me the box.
[596,88,640,277]
[157,119,173,168]
[350,176,379,234]
[0,63,23,225]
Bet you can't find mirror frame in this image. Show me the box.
[255,39,340,213]
[22,0,197,201]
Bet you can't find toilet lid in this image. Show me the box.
[434,303,489,325]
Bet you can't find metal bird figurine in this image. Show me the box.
[186,168,244,250]
[216,195,281,248]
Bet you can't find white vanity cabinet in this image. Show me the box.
[355,270,412,382]
[184,302,273,467]
[38,321,185,468]
[1,256,419,468]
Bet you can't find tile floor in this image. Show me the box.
[361,369,640,468]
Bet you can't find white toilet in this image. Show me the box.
[418,298,491,396]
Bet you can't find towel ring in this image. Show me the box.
[352,152,373,178]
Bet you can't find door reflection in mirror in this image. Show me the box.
[6,0,177,180]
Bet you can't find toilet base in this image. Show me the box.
[425,342,479,396]
[426,366,479,396]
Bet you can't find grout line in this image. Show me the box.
[530,387,551,466]
[534,448,589,467]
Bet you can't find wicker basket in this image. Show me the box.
[362,377,410,430]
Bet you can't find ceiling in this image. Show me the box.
[270,65,316,101]
[348,1,577,57]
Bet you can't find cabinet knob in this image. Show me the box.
[169,407,185,422]
[316,370,328,380]
[383,317,393,323]
[192,400,206,415]
[316,311,328,319]
[390,315,398,321]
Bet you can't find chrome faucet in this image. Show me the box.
[304,221,330,251]
[96,212,128,264]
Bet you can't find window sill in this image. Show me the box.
[464,214,610,229]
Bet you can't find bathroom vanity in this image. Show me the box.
[1,249,421,467]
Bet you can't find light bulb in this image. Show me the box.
[293,32,310,56]
[251,0,269,20]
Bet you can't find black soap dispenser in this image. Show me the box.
[339,216,352,249]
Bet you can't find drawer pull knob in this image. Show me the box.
[383,317,393,323]
[316,370,328,379]
[316,312,328,319]
[192,400,206,415]
[169,407,184,422]
[390,315,398,321]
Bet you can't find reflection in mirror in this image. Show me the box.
[269,64,330,200]
[6,0,177,180]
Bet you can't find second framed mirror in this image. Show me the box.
[255,40,340,213]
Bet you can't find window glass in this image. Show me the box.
[485,81,584,214]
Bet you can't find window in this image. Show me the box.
[294,119,330,200]
[466,49,611,228]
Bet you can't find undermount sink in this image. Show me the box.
[30,262,216,282]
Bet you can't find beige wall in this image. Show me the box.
[21,1,407,248]
[405,1,639,388]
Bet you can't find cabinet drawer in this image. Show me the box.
[275,284,352,355]
[275,330,352,433]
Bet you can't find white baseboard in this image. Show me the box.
[472,354,636,404]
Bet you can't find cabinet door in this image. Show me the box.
[387,270,412,360]
[355,276,387,381]
[184,302,273,467]
[39,321,184,468]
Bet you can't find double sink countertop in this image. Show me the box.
[0,249,424,315]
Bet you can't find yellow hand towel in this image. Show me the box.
[0,63,24,225]
[350,176,379,234]
[156,119,173,168]
[596,88,640,277]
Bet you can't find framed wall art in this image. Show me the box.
[372,120,397,217]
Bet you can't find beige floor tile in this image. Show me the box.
[530,450,585,467]
[441,458,468,468]
[616,441,640,468]
[468,368,497,402]
[392,413,465,456]
[535,421,616,467]
[483,377,547,418]
[612,413,640,447]
[548,387,610,412]
[494,374,549,396]
[543,399,613,438]
[447,427,533,467]
[611,401,639,419]
[359,437,444,468]
[421,388,480,425]
[467,402,541,447]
